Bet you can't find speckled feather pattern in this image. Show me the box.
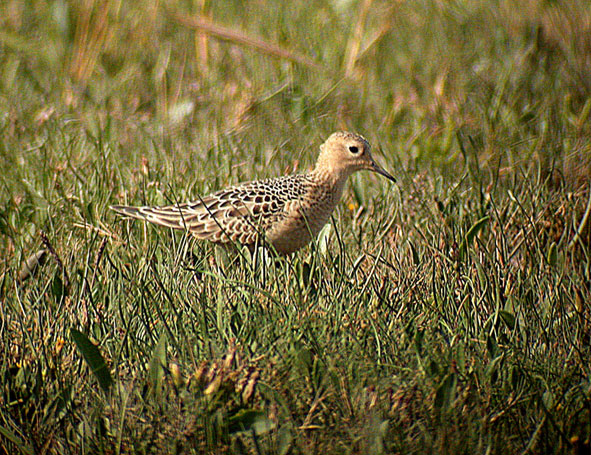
[111,132,395,255]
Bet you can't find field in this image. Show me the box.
[1,0,590,453]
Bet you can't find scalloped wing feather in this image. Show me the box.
[111,174,313,248]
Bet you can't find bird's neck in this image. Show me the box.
[310,167,349,199]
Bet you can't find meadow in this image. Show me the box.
[1,0,590,453]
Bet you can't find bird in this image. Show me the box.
[111,131,396,255]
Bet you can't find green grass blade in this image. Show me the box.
[0,426,34,455]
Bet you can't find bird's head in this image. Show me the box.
[315,131,396,183]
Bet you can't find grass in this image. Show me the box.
[1,0,591,453]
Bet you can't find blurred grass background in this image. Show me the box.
[1,0,590,453]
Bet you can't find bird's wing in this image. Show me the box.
[111,175,311,246]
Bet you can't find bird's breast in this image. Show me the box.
[265,180,342,254]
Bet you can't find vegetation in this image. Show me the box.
[1,0,590,453]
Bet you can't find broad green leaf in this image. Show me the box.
[52,273,67,303]
[228,409,275,435]
[460,216,490,256]
[485,355,504,385]
[499,310,515,330]
[70,328,113,393]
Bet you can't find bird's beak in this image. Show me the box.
[370,161,396,183]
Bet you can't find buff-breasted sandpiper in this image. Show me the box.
[111,131,395,255]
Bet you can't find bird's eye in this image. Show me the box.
[349,146,359,154]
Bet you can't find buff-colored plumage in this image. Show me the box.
[111,132,395,255]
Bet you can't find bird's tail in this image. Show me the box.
[110,204,200,231]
